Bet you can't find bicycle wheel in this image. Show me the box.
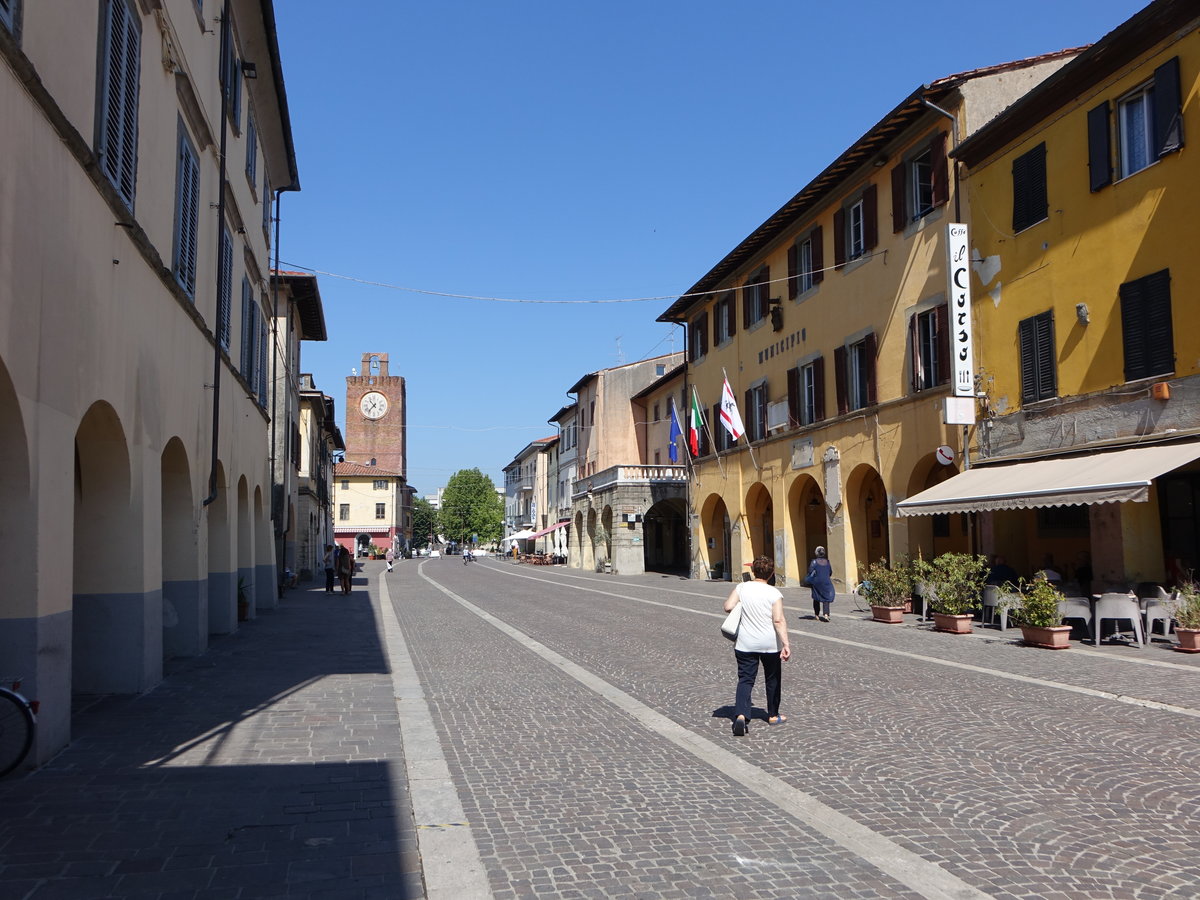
[0,689,34,777]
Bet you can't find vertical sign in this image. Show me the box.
[947,223,974,397]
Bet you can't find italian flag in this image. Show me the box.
[688,388,703,456]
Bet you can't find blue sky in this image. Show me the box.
[273,0,1148,494]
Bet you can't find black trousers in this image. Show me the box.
[324,567,335,592]
[734,649,782,721]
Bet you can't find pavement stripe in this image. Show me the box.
[486,562,1200,716]
[419,563,990,900]
[376,574,492,900]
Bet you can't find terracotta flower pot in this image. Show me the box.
[1174,627,1200,653]
[871,605,905,624]
[932,612,973,634]
[1019,624,1072,649]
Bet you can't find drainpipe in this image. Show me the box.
[203,0,231,507]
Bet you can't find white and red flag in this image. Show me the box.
[719,376,744,441]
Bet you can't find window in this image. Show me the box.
[911,305,949,392]
[652,403,659,423]
[239,277,258,381]
[1,0,19,35]
[341,480,349,490]
[1011,143,1047,232]
[689,311,708,361]
[788,229,824,298]
[1018,311,1056,403]
[263,170,271,236]
[711,404,730,453]
[339,504,349,521]
[788,358,825,427]
[257,301,268,408]
[891,132,948,231]
[656,364,666,376]
[714,292,737,344]
[834,185,877,268]
[1088,57,1183,191]
[97,0,141,209]
[834,335,876,414]
[375,503,386,519]
[744,383,768,443]
[374,479,388,490]
[654,450,660,465]
[217,226,233,349]
[742,267,770,328]
[172,121,200,297]
[1120,269,1173,381]
[220,13,242,130]
[245,110,258,183]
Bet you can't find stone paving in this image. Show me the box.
[3,558,1200,898]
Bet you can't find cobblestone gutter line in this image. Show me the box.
[376,574,493,899]
[419,563,991,900]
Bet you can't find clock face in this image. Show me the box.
[360,391,388,419]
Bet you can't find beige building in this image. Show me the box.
[333,462,406,557]
[0,0,299,767]
[296,375,343,577]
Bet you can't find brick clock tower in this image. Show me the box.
[345,352,406,475]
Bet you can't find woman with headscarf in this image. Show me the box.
[807,546,836,621]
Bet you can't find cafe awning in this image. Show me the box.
[530,521,570,540]
[897,441,1200,516]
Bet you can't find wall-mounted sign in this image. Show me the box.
[947,223,974,397]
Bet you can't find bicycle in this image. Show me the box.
[0,677,36,778]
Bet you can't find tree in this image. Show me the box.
[411,498,437,550]
[438,469,503,545]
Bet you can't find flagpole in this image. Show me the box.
[721,367,759,471]
[694,385,725,478]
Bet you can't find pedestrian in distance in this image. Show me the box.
[321,544,336,594]
[337,545,353,595]
[806,546,836,621]
[724,556,791,736]
[385,547,395,573]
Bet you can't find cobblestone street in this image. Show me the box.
[3,558,1199,898]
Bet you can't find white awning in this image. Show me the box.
[897,441,1200,516]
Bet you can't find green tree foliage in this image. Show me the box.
[411,498,437,549]
[438,468,503,544]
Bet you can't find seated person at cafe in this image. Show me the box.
[1074,550,1093,597]
[1036,553,1062,583]
[986,554,1019,587]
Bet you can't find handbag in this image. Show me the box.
[720,602,742,641]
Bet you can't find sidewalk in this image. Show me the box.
[0,577,424,899]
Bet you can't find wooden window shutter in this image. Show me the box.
[1143,269,1174,377]
[1120,278,1147,381]
[864,332,878,405]
[1018,316,1038,404]
[1036,312,1056,400]
[761,265,770,312]
[787,367,800,427]
[834,346,848,415]
[811,226,824,284]
[712,403,722,452]
[699,310,709,357]
[908,313,920,393]
[862,184,878,251]
[744,389,753,440]
[1087,102,1112,192]
[812,357,825,422]
[787,244,799,299]
[725,292,737,339]
[931,131,949,208]
[1012,143,1047,232]
[833,209,846,269]
[742,282,754,328]
[935,302,951,385]
[1153,57,1184,156]
[891,162,907,233]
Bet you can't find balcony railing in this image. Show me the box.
[571,464,686,499]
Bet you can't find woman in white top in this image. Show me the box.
[723,556,791,736]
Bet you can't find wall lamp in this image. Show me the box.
[1075,302,1090,325]
[241,61,258,79]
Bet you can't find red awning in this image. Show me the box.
[529,521,570,540]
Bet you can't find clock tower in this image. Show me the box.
[345,352,407,476]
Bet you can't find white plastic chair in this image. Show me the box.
[981,585,1015,630]
[1057,597,1093,639]
[1093,592,1145,646]
[1144,586,1175,641]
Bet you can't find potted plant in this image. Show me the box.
[1006,576,1071,649]
[916,552,987,634]
[1169,582,1200,653]
[859,557,913,624]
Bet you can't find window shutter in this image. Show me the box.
[1019,316,1038,404]
[240,278,253,377]
[742,282,753,328]
[744,389,753,440]
[891,162,907,233]
[1012,143,1047,231]
[909,313,920,393]
[99,0,141,209]
[1120,278,1146,381]
[1035,312,1056,400]
[864,332,878,405]
[218,229,233,350]
[787,367,800,427]
[1153,57,1184,156]
[699,310,709,357]
[787,244,798,299]
[1087,102,1112,192]
[712,403,722,452]
[930,131,949,208]
[833,209,846,269]
[935,302,950,385]
[761,265,770,311]
[1143,269,1174,377]
[862,185,878,251]
[726,292,737,338]
[174,129,200,296]
[258,316,269,406]
[811,226,824,284]
[834,346,847,415]
[812,356,825,422]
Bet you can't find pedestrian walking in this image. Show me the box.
[724,556,790,736]
[321,544,336,594]
[337,545,353,595]
[806,546,836,621]
[385,547,395,573]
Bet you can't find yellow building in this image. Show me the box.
[333,462,406,558]
[660,53,1079,587]
[906,0,1200,590]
